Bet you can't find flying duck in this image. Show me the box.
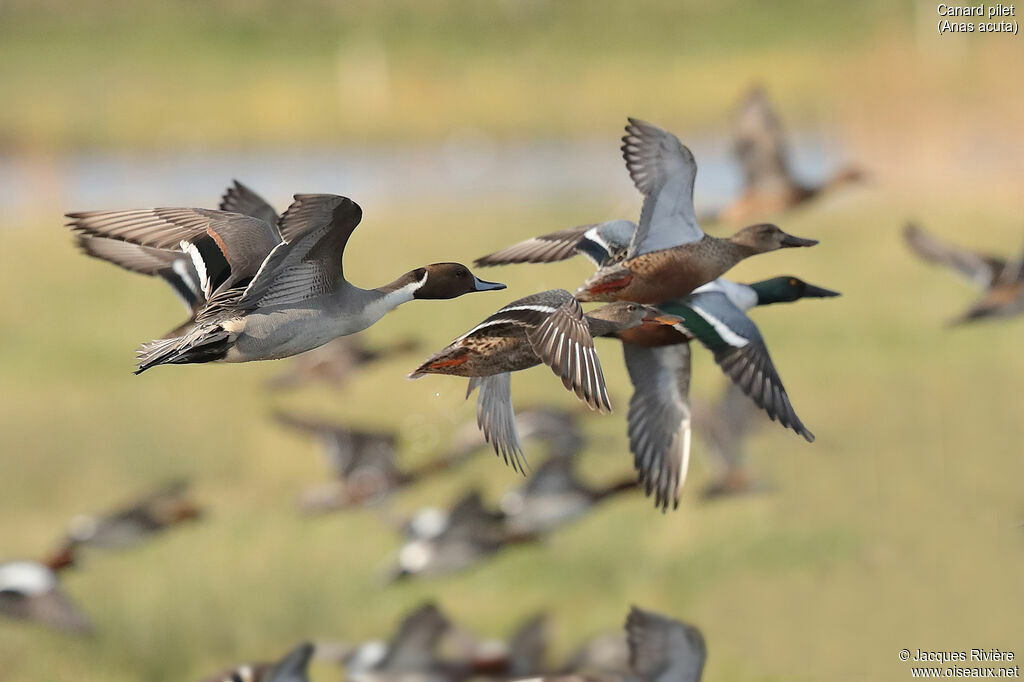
[409,290,679,472]
[61,478,202,551]
[200,642,315,682]
[499,454,637,537]
[66,192,505,373]
[619,276,839,510]
[0,551,91,634]
[390,491,533,581]
[474,118,818,303]
[274,411,470,513]
[546,607,706,682]
[904,222,1024,324]
[708,86,865,225]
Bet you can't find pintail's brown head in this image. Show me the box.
[411,263,506,300]
[730,223,818,253]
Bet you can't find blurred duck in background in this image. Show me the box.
[410,290,678,472]
[446,406,586,464]
[543,606,706,682]
[692,382,767,499]
[340,603,460,682]
[199,641,315,682]
[0,547,91,635]
[59,478,202,551]
[267,335,421,391]
[67,192,505,373]
[904,223,1024,324]
[389,491,536,582]
[499,453,637,537]
[475,118,818,305]
[708,86,865,225]
[274,412,470,514]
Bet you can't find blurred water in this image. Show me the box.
[1,132,849,218]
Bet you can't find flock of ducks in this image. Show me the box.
[200,603,705,682]
[8,85,1021,680]
[63,110,841,513]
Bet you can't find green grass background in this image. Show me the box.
[2,1,1023,681]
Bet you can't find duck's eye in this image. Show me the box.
[790,279,798,286]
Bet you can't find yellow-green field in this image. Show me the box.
[2,187,1023,681]
[3,1,1024,681]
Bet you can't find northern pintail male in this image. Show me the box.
[474,118,818,303]
[66,192,504,372]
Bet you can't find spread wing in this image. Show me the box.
[524,293,611,412]
[218,180,280,230]
[468,373,528,474]
[623,344,692,511]
[621,118,704,257]
[626,606,706,682]
[236,194,363,309]
[668,291,813,442]
[66,208,281,299]
[475,220,635,268]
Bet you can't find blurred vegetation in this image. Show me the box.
[0,0,911,149]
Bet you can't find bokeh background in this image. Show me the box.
[2,1,1023,680]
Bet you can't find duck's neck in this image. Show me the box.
[359,270,425,319]
[722,237,760,261]
[585,317,622,338]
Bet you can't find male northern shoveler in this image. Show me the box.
[708,86,864,225]
[474,118,818,304]
[66,192,504,373]
[618,276,839,510]
[408,290,679,471]
[904,223,1024,324]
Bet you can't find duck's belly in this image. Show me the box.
[229,307,382,362]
